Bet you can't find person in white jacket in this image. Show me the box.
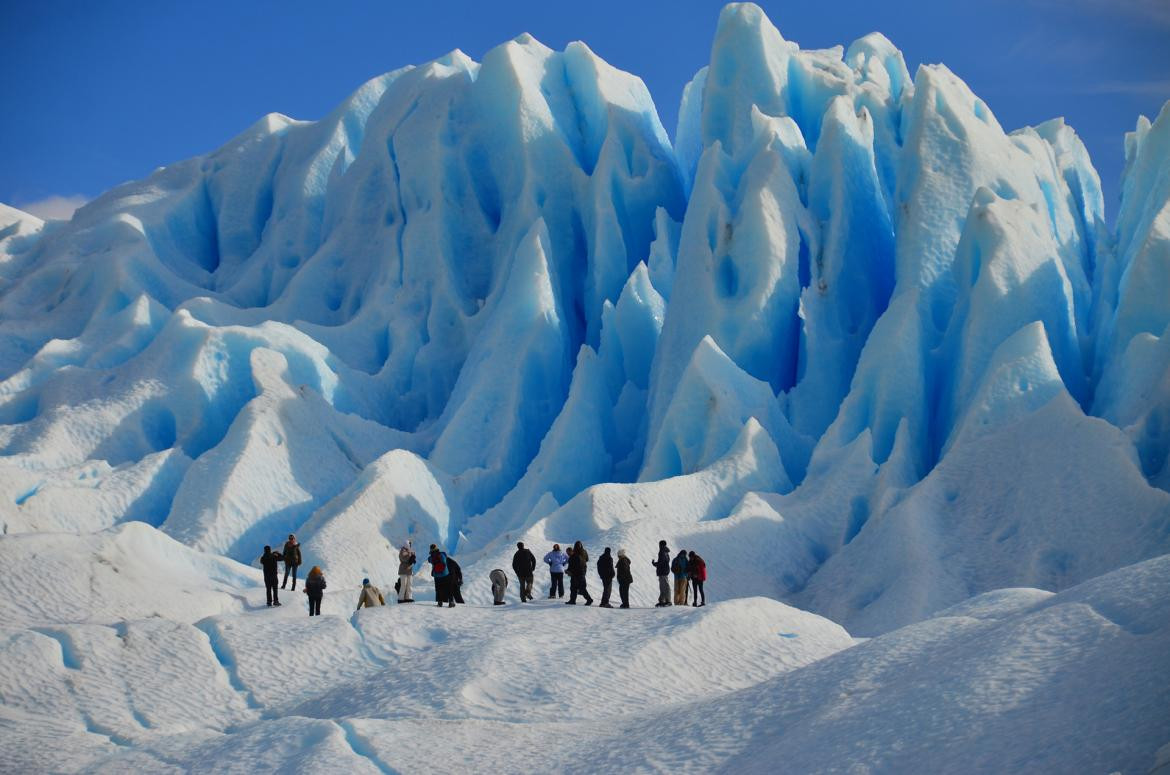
[397,542,417,603]
[543,544,568,598]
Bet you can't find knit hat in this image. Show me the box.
[363,578,370,585]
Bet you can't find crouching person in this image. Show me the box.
[356,578,385,610]
[490,568,508,605]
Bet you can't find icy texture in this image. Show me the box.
[2,3,1170,769]
[0,0,1167,672]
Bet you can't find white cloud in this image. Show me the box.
[17,194,89,221]
[1078,80,1170,98]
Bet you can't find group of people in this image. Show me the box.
[258,534,327,614]
[258,535,709,616]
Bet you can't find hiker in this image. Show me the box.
[543,543,568,598]
[428,544,454,608]
[490,568,509,605]
[448,555,465,604]
[566,541,592,605]
[512,542,537,602]
[282,534,302,590]
[616,549,633,608]
[259,545,284,607]
[397,541,416,603]
[688,551,707,607]
[356,578,385,610]
[672,549,690,606]
[597,547,615,608]
[652,540,671,607]
[305,566,326,616]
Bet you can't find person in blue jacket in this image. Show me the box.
[428,544,454,608]
[543,543,568,598]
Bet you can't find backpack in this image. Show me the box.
[671,556,682,574]
[433,553,446,575]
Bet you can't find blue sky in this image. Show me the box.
[2,0,1166,219]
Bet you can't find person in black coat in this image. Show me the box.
[616,549,633,609]
[304,566,326,616]
[596,547,615,608]
[259,545,284,607]
[653,540,672,607]
[565,541,593,605]
[447,556,464,604]
[512,542,537,602]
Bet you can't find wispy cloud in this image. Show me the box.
[1076,80,1170,97]
[1021,0,1170,26]
[16,194,88,221]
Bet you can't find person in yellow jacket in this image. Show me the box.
[356,578,385,610]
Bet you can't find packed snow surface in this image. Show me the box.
[1,2,1169,771]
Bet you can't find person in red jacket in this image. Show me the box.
[688,551,707,607]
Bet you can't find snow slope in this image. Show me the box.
[1,529,1166,773]
[1,1,1169,770]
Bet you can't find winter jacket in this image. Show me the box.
[689,555,707,582]
[428,549,450,578]
[490,568,508,588]
[398,547,416,575]
[356,583,385,609]
[616,556,633,584]
[671,553,689,579]
[597,550,615,580]
[305,572,327,593]
[283,541,302,567]
[654,546,670,577]
[512,548,537,575]
[567,551,587,578]
[543,550,569,573]
[259,550,283,578]
[447,557,463,585]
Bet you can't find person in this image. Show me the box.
[448,555,465,604]
[490,568,509,605]
[671,549,690,606]
[428,544,454,608]
[596,547,615,608]
[397,542,416,603]
[566,541,592,605]
[653,540,671,607]
[259,545,284,607]
[304,566,326,616]
[543,544,568,598]
[616,549,633,609]
[512,542,537,602]
[356,578,385,610]
[688,551,707,607]
[282,534,302,590]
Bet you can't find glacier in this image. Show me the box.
[1,3,1169,772]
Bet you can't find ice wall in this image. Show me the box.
[1,2,1167,633]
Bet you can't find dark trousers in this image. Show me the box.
[265,576,279,605]
[618,582,630,607]
[692,579,705,605]
[434,576,450,604]
[600,577,613,606]
[517,574,534,601]
[307,590,322,616]
[568,575,592,604]
[453,582,464,604]
[282,563,299,589]
[549,572,564,597]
